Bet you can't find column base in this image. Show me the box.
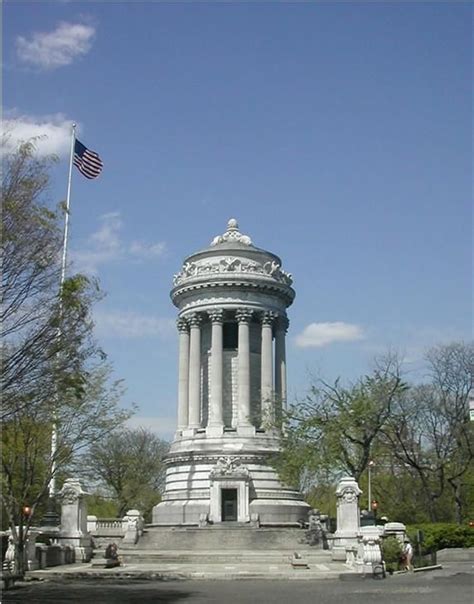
[237,424,256,436]
[206,425,224,437]
[182,428,198,437]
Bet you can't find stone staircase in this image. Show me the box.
[129,525,318,552]
[106,526,349,579]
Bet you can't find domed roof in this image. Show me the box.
[171,219,295,309]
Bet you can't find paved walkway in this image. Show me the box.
[4,565,473,604]
[25,555,474,582]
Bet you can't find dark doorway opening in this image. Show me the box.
[221,488,238,521]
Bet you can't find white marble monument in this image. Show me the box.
[152,219,310,526]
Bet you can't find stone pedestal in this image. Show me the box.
[58,478,92,562]
[25,530,39,570]
[332,476,362,561]
[122,509,144,545]
[383,521,407,543]
[354,526,383,574]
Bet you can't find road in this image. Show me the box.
[3,571,473,604]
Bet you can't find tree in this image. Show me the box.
[1,138,132,575]
[2,139,98,421]
[276,355,407,494]
[84,428,169,520]
[382,342,474,522]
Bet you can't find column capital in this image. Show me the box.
[261,310,278,326]
[208,309,225,324]
[276,314,289,332]
[176,317,189,333]
[236,308,253,324]
[187,312,203,327]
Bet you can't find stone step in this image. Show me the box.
[117,549,332,565]
[136,526,320,551]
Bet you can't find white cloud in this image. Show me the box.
[3,112,73,158]
[72,212,167,274]
[16,21,95,70]
[94,309,175,339]
[126,416,176,439]
[295,321,365,348]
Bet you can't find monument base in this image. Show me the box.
[153,431,310,526]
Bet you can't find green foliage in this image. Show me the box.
[406,523,474,554]
[85,495,119,518]
[273,343,473,525]
[381,536,403,563]
[1,137,131,576]
[83,428,169,521]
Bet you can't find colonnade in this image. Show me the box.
[176,309,288,433]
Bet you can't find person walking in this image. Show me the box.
[403,539,414,571]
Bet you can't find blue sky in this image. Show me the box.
[4,1,472,438]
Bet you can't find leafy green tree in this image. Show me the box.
[276,355,407,499]
[84,428,169,520]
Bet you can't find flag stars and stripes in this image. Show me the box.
[73,139,103,179]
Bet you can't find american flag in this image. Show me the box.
[73,139,103,179]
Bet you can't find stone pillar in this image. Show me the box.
[176,317,190,432]
[274,314,288,424]
[58,478,92,562]
[261,311,276,427]
[332,476,362,561]
[26,530,39,570]
[207,309,224,435]
[236,309,255,435]
[187,312,202,430]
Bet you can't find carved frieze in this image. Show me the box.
[173,257,293,287]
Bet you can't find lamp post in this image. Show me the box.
[368,460,375,512]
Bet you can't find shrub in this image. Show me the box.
[406,523,474,555]
[381,535,403,572]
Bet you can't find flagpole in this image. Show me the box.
[49,122,76,499]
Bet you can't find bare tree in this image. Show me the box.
[382,342,473,522]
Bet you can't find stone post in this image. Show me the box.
[236,309,254,435]
[176,317,190,432]
[86,515,97,534]
[207,309,224,435]
[261,311,276,427]
[274,314,288,424]
[58,478,92,562]
[122,509,144,545]
[187,313,202,430]
[26,530,39,570]
[332,476,362,561]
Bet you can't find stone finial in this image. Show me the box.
[210,218,253,246]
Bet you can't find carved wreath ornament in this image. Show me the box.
[209,456,249,478]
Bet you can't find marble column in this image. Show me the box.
[274,315,288,424]
[187,312,202,429]
[176,317,190,431]
[236,309,254,433]
[207,309,224,435]
[261,311,276,427]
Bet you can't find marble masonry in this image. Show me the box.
[152,219,310,526]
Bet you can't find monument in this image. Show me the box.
[152,219,310,526]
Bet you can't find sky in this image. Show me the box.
[4,1,472,439]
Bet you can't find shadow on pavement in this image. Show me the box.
[2,580,197,604]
